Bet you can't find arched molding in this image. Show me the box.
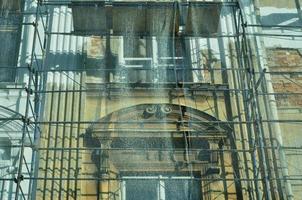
[0,105,29,140]
[86,103,233,139]
[83,103,243,199]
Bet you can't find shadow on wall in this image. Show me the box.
[261,13,302,26]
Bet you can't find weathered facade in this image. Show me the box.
[0,0,302,200]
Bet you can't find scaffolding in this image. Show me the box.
[0,0,302,199]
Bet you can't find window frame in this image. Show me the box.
[121,175,201,200]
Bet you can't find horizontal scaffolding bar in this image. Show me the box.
[41,1,239,7]
[1,176,301,182]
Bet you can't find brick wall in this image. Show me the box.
[266,48,302,107]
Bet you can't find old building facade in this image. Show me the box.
[0,0,302,199]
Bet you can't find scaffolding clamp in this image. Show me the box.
[246,67,255,75]
[255,68,267,90]
[21,116,31,125]
[27,63,36,74]
[25,87,33,95]
[32,21,38,27]
[31,144,38,152]
[253,117,262,127]
[242,21,248,28]
[13,175,24,184]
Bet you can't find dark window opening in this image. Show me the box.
[0,138,11,160]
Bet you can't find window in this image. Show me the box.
[123,37,153,83]
[122,37,192,83]
[122,176,201,200]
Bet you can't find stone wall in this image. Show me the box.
[266,47,302,197]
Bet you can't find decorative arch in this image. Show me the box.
[86,103,233,137]
[83,103,243,199]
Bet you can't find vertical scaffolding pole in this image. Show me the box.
[248,1,295,199]
[239,9,272,200]
[14,0,40,198]
[217,18,244,199]
[231,7,254,199]
[236,8,261,200]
